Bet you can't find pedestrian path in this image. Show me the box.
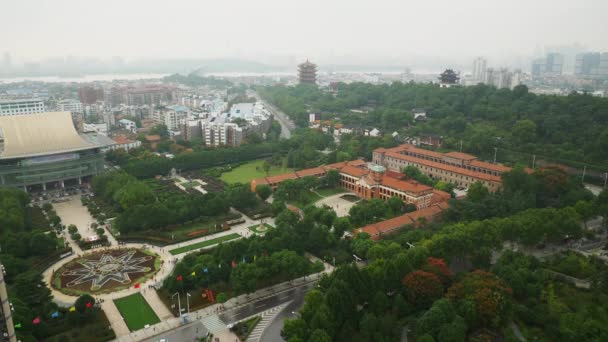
[141,289,173,320]
[246,302,289,342]
[200,315,227,334]
[101,300,130,337]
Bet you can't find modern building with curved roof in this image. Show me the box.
[0,112,105,191]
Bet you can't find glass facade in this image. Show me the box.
[0,149,104,188]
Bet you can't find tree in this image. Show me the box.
[323,169,340,188]
[67,224,78,235]
[309,329,332,342]
[262,160,271,175]
[352,233,374,259]
[75,294,95,313]
[446,270,513,328]
[402,270,444,308]
[512,119,537,143]
[333,217,351,238]
[387,196,405,216]
[467,181,489,202]
[216,292,228,303]
[255,185,272,201]
[282,318,307,341]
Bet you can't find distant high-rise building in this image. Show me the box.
[78,86,104,104]
[298,60,317,85]
[472,57,487,84]
[575,52,608,79]
[545,53,564,75]
[532,53,563,78]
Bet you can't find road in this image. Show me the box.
[249,90,295,139]
[220,282,313,325]
[260,292,307,342]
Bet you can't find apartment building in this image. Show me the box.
[0,98,45,116]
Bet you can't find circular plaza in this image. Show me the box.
[51,248,161,296]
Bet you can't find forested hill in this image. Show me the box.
[258,83,608,168]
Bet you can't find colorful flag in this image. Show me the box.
[14,323,22,329]
[134,283,140,289]
[231,261,236,268]
[203,267,209,273]
[69,306,76,312]
[51,311,59,318]
[32,317,41,325]
[177,275,183,281]
[191,271,196,276]
[86,302,92,308]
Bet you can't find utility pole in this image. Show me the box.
[604,173,608,188]
[532,154,536,169]
[459,140,463,152]
[581,165,586,183]
[493,147,498,164]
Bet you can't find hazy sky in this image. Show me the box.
[2,0,608,65]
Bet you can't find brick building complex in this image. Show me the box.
[251,160,449,209]
[373,144,511,192]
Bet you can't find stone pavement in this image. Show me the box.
[314,192,359,217]
[102,300,131,337]
[142,288,173,320]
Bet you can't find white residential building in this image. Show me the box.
[118,119,137,133]
[0,98,45,116]
[56,99,83,113]
[472,57,487,84]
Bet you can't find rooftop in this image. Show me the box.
[0,111,99,159]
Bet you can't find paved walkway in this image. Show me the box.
[142,288,173,320]
[54,196,99,244]
[102,300,131,337]
[314,192,359,217]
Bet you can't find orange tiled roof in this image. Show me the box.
[432,189,452,202]
[395,144,445,159]
[444,151,477,160]
[295,167,326,178]
[113,135,135,144]
[145,134,161,142]
[381,176,432,194]
[406,205,443,222]
[358,214,415,239]
[340,165,369,178]
[384,151,502,183]
[264,173,298,184]
[347,159,367,167]
[469,160,511,173]
[252,177,269,185]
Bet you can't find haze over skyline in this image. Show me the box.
[2,0,608,71]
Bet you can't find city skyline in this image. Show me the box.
[2,0,608,69]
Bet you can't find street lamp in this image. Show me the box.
[186,292,191,314]
[172,292,181,317]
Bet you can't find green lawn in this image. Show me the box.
[114,293,160,331]
[288,190,323,209]
[316,187,347,197]
[169,233,241,255]
[248,223,274,234]
[220,160,293,184]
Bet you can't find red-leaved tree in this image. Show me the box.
[402,270,444,308]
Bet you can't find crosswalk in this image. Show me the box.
[200,314,228,334]
[246,302,289,342]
